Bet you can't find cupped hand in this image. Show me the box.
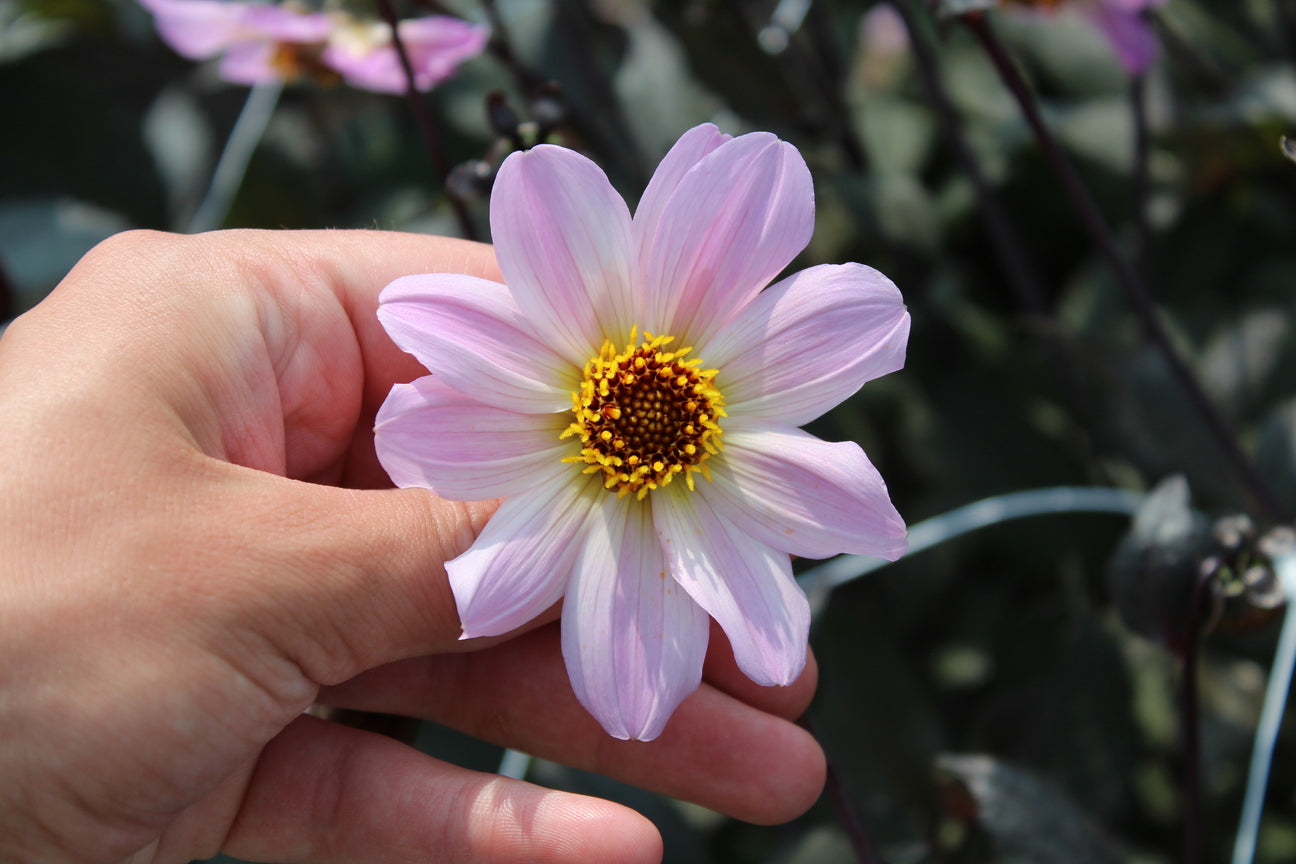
[0,230,824,864]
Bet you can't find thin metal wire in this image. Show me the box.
[1232,553,1296,864]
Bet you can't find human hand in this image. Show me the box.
[0,229,825,864]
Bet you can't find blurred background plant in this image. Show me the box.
[7,0,1296,861]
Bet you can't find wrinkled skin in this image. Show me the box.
[0,230,825,864]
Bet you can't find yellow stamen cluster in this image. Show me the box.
[562,331,725,499]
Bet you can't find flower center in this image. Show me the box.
[269,43,343,86]
[562,331,724,500]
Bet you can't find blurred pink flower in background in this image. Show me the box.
[1004,0,1168,73]
[137,0,330,85]
[1083,0,1167,73]
[321,15,489,94]
[374,124,910,740]
[138,0,487,91]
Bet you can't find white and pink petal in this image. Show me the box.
[635,131,814,346]
[652,485,809,688]
[138,0,250,58]
[562,496,710,741]
[374,376,570,500]
[378,273,573,413]
[705,424,908,561]
[448,473,602,639]
[704,263,908,426]
[631,123,730,327]
[491,145,637,357]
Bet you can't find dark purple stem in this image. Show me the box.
[1177,569,1215,864]
[799,716,886,864]
[375,0,479,241]
[896,2,1046,320]
[963,11,1291,525]
[477,0,543,94]
[1130,73,1153,293]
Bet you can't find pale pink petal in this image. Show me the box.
[320,43,404,94]
[449,473,602,639]
[322,17,487,94]
[635,131,814,346]
[702,425,908,561]
[1085,4,1159,73]
[562,496,710,741]
[378,273,573,413]
[374,376,570,500]
[241,5,332,42]
[138,0,248,59]
[703,263,909,426]
[653,485,809,687]
[1098,0,1167,13]
[217,40,282,85]
[491,145,635,360]
[631,123,730,328]
[400,16,489,86]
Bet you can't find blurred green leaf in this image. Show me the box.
[936,754,1125,864]
[0,197,131,313]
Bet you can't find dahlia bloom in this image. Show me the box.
[1003,0,1167,73]
[137,0,331,85]
[321,16,488,94]
[375,124,910,741]
[137,0,486,92]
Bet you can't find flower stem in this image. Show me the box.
[1232,554,1296,864]
[188,80,282,234]
[1130,73,1153,293]
[476,0,543,94]
[895,1,1044,318]
[375,0,479,242]
[961,12,1291,525]
[1179,567,1216,864]
[799,716,887,864]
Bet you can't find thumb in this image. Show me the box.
[180,459,501,687]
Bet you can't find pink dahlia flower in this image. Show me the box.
[137,0,332,86]
[1004,0,1167,74]
[375,124,910,741]
[1083,0,1166,74]
[138,0,487,92]
[321,16,489,94]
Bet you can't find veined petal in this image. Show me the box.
[632,123,730,327]
[635,131,814,346]
[378,273,572,413]
[706,424,908,561]
[449,473,602,639]
[491,145,636,358]
[653,485,809,687]
[705,263,909,426]
[322,16,487,94]
[562,496,709,741]
[374,376,570,500]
